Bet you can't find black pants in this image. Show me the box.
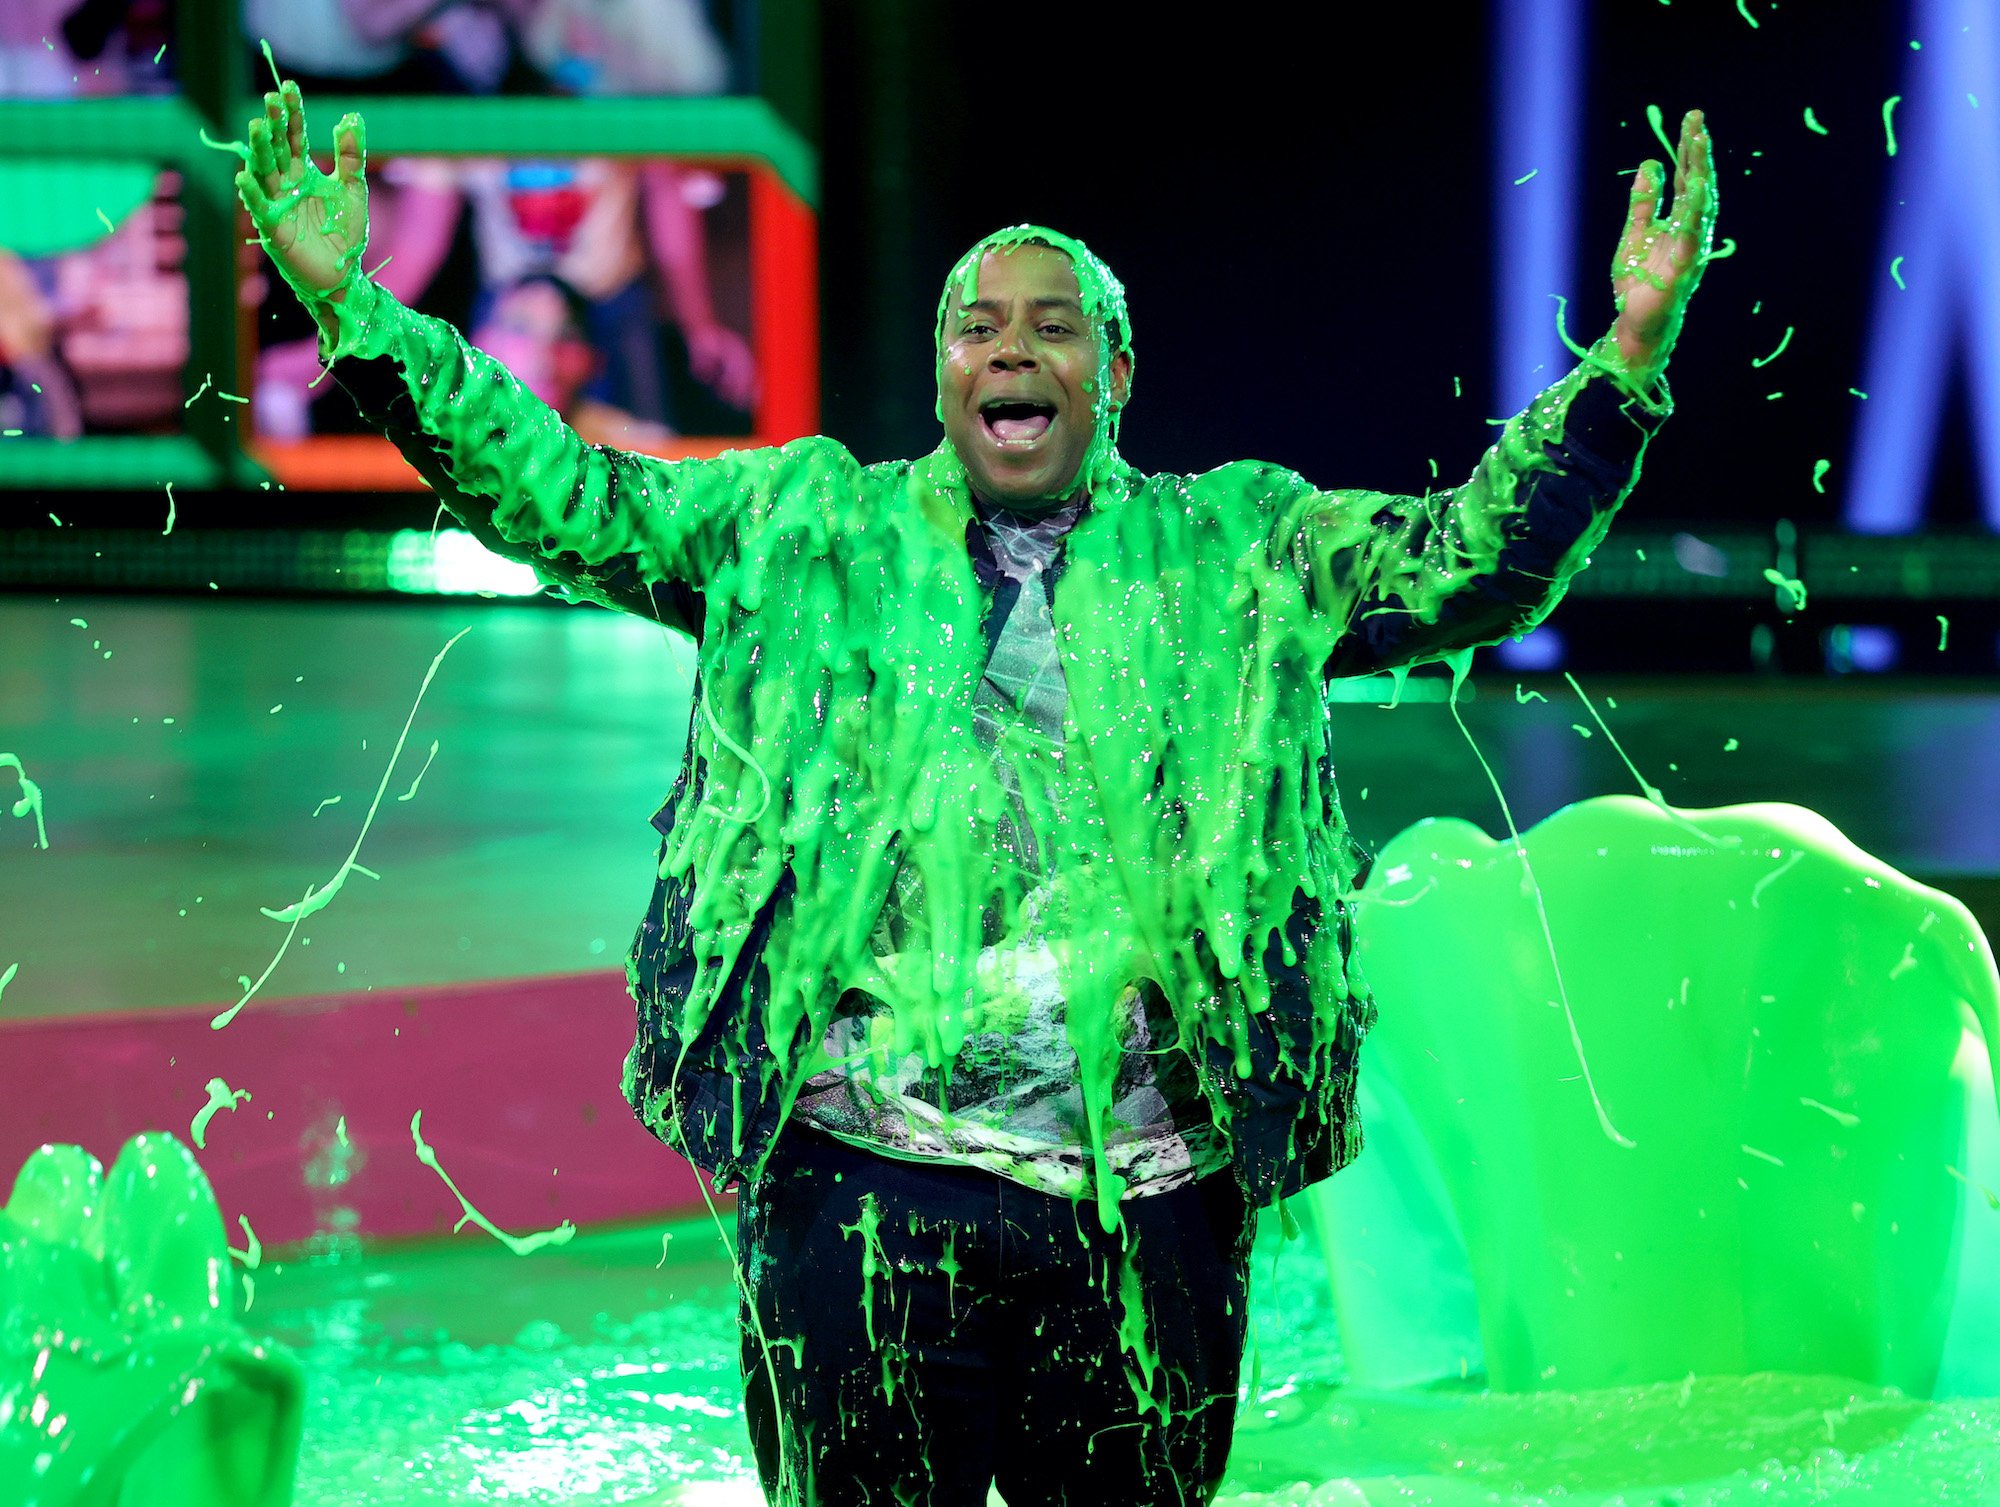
[735,1124,1255,1507]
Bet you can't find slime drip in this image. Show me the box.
[838,1192,889,1350]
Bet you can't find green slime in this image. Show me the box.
[1318,793,2000,1394]
[0,1134,303,1505]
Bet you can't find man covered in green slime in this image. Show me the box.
[235,84,1715,1506]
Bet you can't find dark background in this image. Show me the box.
[819,1,1946,528]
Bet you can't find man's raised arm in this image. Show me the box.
[1299,110,1717,679]
[234,83,753,629]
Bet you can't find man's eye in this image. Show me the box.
[962,323,994,337]
[1039,324,1071,336]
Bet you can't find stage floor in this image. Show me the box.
[257,1205,2000,1506]
[4,595,1996,1020]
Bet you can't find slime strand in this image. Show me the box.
[1804,107,1829,135]
[409,1110,576,1255]
[1812,459,1831,493]
[0,961,16,1006]
[1937,615,1949,651]
[395,739,439,802]
[1890,256,1906,288]
[1445,652,1635,1149]
[1751,326,1795,368]
[1735,0,1759,26]
[1562,672,1725,845]
[1882,95,1902,156]
[259,627,468,926]
[1800,1096,1861,1128]
[215,629,468,1029]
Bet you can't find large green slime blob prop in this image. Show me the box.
[0,1134,302,1505]
[1313,795,2000,1396]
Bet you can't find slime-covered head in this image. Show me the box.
[935,225,1133,509]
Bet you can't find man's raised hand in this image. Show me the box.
[1610,108,1717,381]
[235,82,370,308]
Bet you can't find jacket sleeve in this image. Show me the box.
[324,277,760,630]
[1296,361,1671,679]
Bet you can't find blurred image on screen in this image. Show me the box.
[0,164,189,439]
[252,155,754,449]
[242,0,732,97]
[0,0,175,97]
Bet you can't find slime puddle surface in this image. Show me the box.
[246,1211,2000,1506]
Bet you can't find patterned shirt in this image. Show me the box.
[792,497,1230,1200]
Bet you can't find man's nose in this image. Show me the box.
[988,325,1039,370]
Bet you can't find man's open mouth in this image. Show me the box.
[980,399,1057,446]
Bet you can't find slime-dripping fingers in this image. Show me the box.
[333,115,365,188]
[247,117,280,195]
[284,80,309,166]
[263,92,289,176]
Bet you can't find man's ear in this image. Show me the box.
[1108,349,1132,410]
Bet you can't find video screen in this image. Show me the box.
[0,0,176,97]
[247,154,756,479]
[242,0,741,97]
[0,161,189,438]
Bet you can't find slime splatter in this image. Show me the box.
[190,1076,252,1149]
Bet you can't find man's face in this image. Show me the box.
[938,244,1131,507]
